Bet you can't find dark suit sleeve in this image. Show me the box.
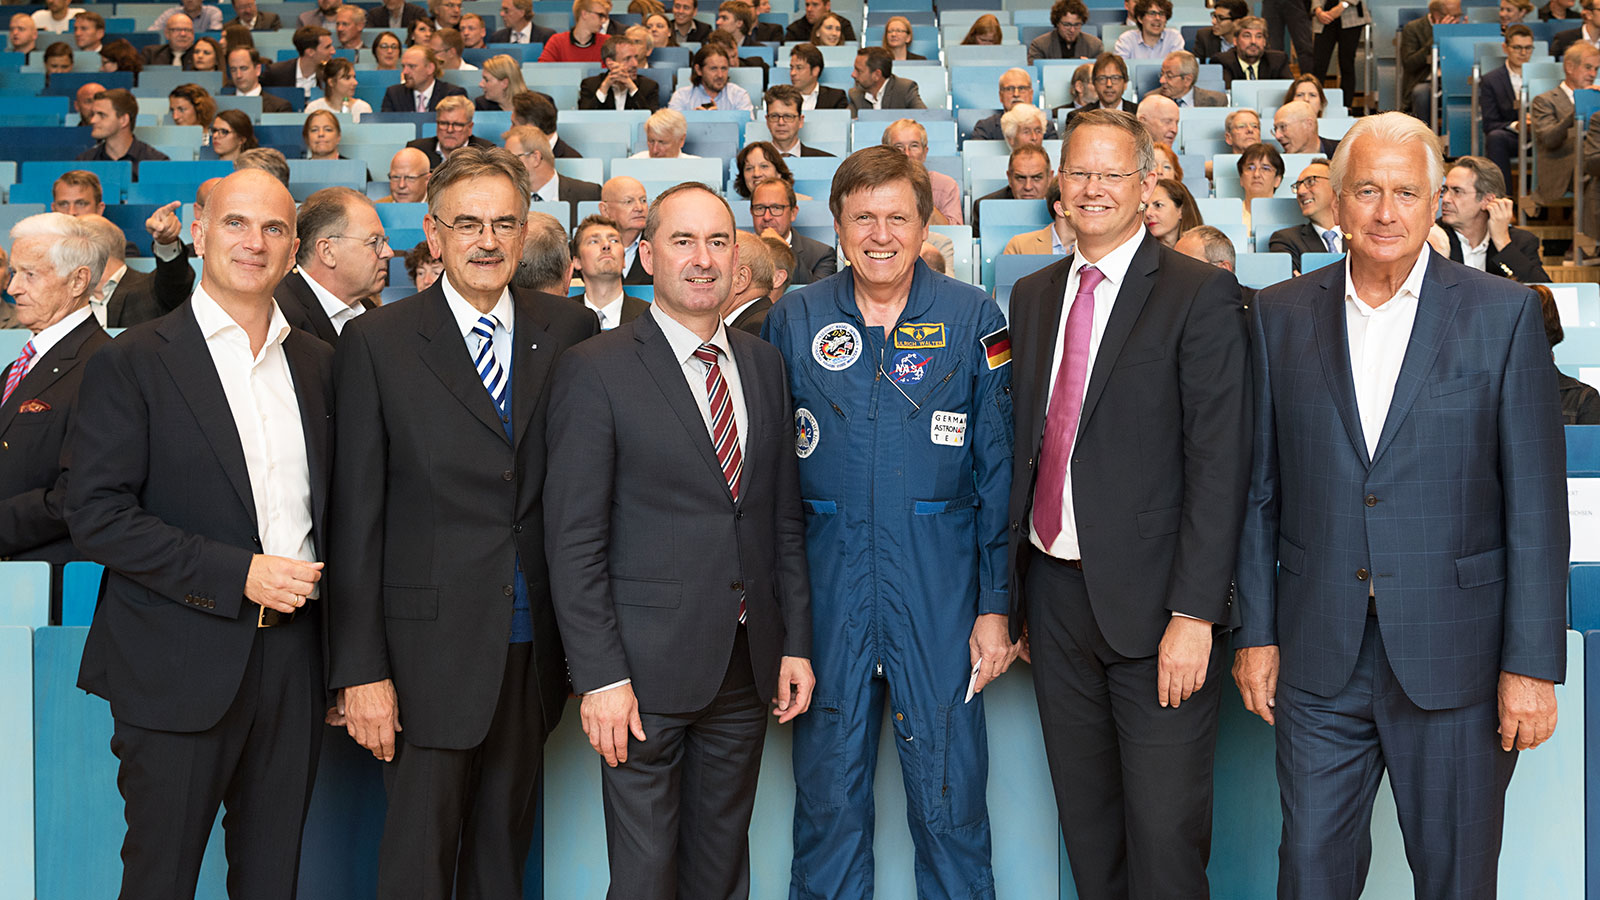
[153,248,195,314]
[380,85,398,112]
[970,116,1001,142]
[1234,297,1281,647]
[64,341,254,619]
[544,348,634,693]
[1267,227,1305,274]
[1495,229,1551,283]
[637,79,661,111]
[1482,72,1516,134]
[768,350,813,657]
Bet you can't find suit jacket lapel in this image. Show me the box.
[1078,234,1159,434]
[634,311,736,502]
[1310,264,1370,465]
[156,304,257,520]
[286,272,337,344]
[510,291,555,447]
[1025,257,1071,451]
[0,316,99,436]
[1370,254,1460,467]
[282,332,330,546]
[415,287,510,441]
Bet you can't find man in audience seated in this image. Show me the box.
[1273,100,1339,156]
[1115,0,1184,61]
[715,0,759,47]
[1400,0,1464,120]
[382,46,470,112]
[1136,93,1180,146]
[1149,51,1226,107]
[504,125,601,227]
[459,13,488,49]
[52,171,137,258]
[152,0,221,33]
[570,214,645,330]
[1175,224,1255,305]
[763,233,795,297]
[1269,158,1340,275]
[297,0,339,29]
[236,147,292,185]
[670,0,712,43]
[7,14,38,54]
[0,213,110,609]
[1552,0,1600,58]
[1193,0,1245,62]
[789,43,850,110]
[629,108,700,158]
[407,97,496,168]
[972,145,1052,231]
[77,89,169,176]
[1224,108,1262,153]
[431,28,477,70]
[141,12,196,66]
[538,0,611,62]
[334,4,367,53]
[883,118,962,224]
[73,12,104,52]
[369,0,429,31]
[668,45,752,112]
[1002,180,1076,255]
[786,0,854,42]
[261,26,335,96]
[512,212,573,294]
[722,231,773,334]
[1067,53,1139,119]
[1481,25,1535,189]
[228,0,281,31]
[380,148,432,203]
[34,0,84,34]
[1438,155,1551,282]
[763,85,833,157]
[1217,16,1290,87]
[579,36,659,110]
[973,69,1062,142]
[1029,0,1104,63]
[431,0,463,29]
[1527,42,1600,216]
[751,177,835,283]
[42,41,73,74]
[82,214,194,326]
[512,91,582,157]
[275,187,392,346]
[849,47,926,112]
[491,0,555,43]
[598,175,652,283]
[226,48,294,112]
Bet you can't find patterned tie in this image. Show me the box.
[1323,229,1342,253]
[471,315,507,413]
[2,340,36,406]
[1245,62,1257,80]
[694,342,745,622]
[1032,266,1104,550]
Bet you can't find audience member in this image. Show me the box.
[1237,142,1285,224]
[302,109,347,161]
[1193,0,1246,62]
[881,15,925,61]
[786,0,855,43]
[1273,100,1337,155]
[35,0,87,34]
[511,90,582,157]
[306,57,371,119]
[512,212,573,294]
[733,142,795,198]
[8,14,38,54]
[278,186,392,344]
[1438,155,1551,282]
[720,231,773,334]
[330,3,365,51]
[539,0,612,62]
[849,47,926,111]
[714,0,757,46]
[404,240,444,290]
[382,46,469,111]
[98,37,143,73]
[209,108,257,161]
[73,11,104,51]
[406,96,495,168]
[1268,157,1339,274]
[1069,63,1095,106]
[1067,53,1138,119]
[1029,0,1104,62]
[491,0,556,43]
[598,177,653,284]
[973,69,1061,142]
[371,30,404,68]
[1217,16,1290,86]
[261,25,335,96]
[1145,177,1202,248]
[1136,93,1180,145]
[458,12,488,48]
[226,47,294,112]
[1482,25,1535,188]
[140,12,197,66]
[668,45,752,111]
[1504,0,1536,24]
[1401,0,1465,120]
[505,124,601,226]
[80,214,192,325]
[380,147,432,203]
[971,144,1052,231]
[1152,141,1181,179]
[1115,0,1184,61]
[476,53,530,111]
[1527,42,1600,216]
[228,0,282,30]
[190,36,224,71]
[1174,224,1252,304]
[962,14,1004,45]
[749,178,833,283]
[167,83,217,128]
[77,89,169,175]
[1002,180,1076,255]
[1150,50,1226,107]
[763,85,832,157]
[580,37,660,110]
[407,17,435,47]
[1552,0,1600,57]
[669,0,711,43]
[570,214,647,328]
[882,118,962,224]
[73,82,103,125]
[43,41,74,73]
[235,146,292,185]
[431,27,476,70]
[1535,282,1600,422]
[629,108,698,158]
[789,43,850,109]
[1000,104,1050,150]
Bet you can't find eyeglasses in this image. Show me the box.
[436,119,470,130]
[211,126,234,136]
[1058,19,1083,29]
[1242,162,1280,175]
[432,214,523,238]
[1000,84,1033,94]
[1059,169,1141,186]
[389,172,425,183]
[888,141,926,153]
[328,233,391,254]
[1290,175,1327,191]
[1092,74,1127,84]
[1210,11,1232,21]
[751,203,791,215]
[766,112,799,122]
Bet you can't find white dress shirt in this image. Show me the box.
[23,306,94,373]
[529,171,559,204]
[724,296,764,325]
[1029,226,1147,562]
[1344,250,1428,458]
[583,290,625,330]
[189,288,318,578]
[799,85,821,110]
[1454,227,1491,272]
[300,268,364,335]
[441,272,514,378]
[91,262,127,326]
[295,62,319,94]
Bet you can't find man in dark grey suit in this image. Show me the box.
[504,125,601,229]
[546,182,814,900]
[971,68,1061,142]
[1027,0,1104,63]
[847,47,925,112]
[276,187,395,346]
[225,0,281,30]
[1146,50,1227,107]
[1268,157,1340,275]
[81,213,194,328]
[749,179,834,284]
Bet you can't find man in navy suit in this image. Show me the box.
[1481,25,1535,188]
[1235,112,1567,899]
[382,46,470,112]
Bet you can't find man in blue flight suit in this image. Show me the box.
[762,149,1017,900]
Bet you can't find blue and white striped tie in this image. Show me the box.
[472,314,507,411]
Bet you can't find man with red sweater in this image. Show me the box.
[538,0,610,62]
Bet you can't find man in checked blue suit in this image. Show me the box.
[1234,112,1569,900]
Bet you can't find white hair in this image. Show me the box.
[645,108,687,140]
[1000,103,1048,144]
[1329,111,1444,196]
[8,212,108,284]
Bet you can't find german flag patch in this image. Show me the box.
[980,327,1011,370]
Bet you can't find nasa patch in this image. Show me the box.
[889,350,932,386]
[812,322,862,371]
[795,407,820,458]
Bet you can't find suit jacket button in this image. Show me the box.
[1027,457,1034,467]
[513,524,524,533]
[730,581,744,591]
[1010,521,1020,531]
[1365,494,1377,507]
[736,511,744,520]
[502,470,514,481]
[1356,568,1369,581]
[503,584,515,596]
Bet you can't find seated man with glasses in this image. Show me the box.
[277,187,394,345]
[1216,16,1291,87]
[1192,0,1246,63]
[750,177,836,283]
[763,85,835,157]
[1028,0,1104,63]
[406,96,497,169]
[381,147,432,204]
[1065,53,1138,120]
[1268,158,1339,276]
[1437,155,1550,283]
[973,68,1061,142]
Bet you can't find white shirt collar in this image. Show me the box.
[27,305,94,360]
[1071,225,1147,289]
[530,170,559,201]
[238,84,261,97]
[650,302,731,364]
[191,284,293,354]
[724,296,763,325]
[441,271,513,338]
[1342,247,1431,315]
[299,267,364,332]
[583,288,625,329]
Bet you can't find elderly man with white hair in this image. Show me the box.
[0,212,111,587]
[1136,92,1179,145]
[628,108,702,158]
[1272,99,1338,156]
[1147,50,1226,107]
[1000,103,1050,149]
[971,67,1060,142]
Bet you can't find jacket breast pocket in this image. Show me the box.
[1136,505,1181,538]
[1429,374,1489,398]
[612,575,682,609]
[383,584,438,620]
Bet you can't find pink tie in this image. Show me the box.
[1,340,36,406]
[1032,265,1104,549]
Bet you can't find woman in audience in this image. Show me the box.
[644,12,677,48]
[1144,177,1202,248]
[734,141,803,199]
[169,84,217,128]
[1153,141,1183,181]
[961,14,1004,45]
[881,16,924,61]
[1500,0,1534,28]
[99,39,142,74]
[371,31,403,69]
[1237,141,1284,230]
[475,53,528,111]
[1000,103,1048,148]
[811,13,847,46]
[1533,283,1600,423]
[1281,74,1327,117]
[43,42,73,73]
[302,109,349,162]
[189,36,223,72]
[306,57,371,120]
[407,241,444,292]
[407,17,435,48]
[208,108,257,161]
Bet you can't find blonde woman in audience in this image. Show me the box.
[1500,0,1534,27]
[1001,103,1049,148]
[962,14,1004,45]
[371,31,403,69]
[1153,141,1182,180]
[306,57,372,120]
[881,15,924,60]
[1145,177,1202,248]
[168,83,217,127]
[811,12,847,46]
[475,53,527,110]
[628,108,701,157]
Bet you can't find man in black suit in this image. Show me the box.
[749,178,834,284]
[749,0,781,42]
[570,214,647,329]
[489,0,556,43]
[504,125,601,228]
[1005,109,1250,900]
[579,36,660,110]
[970,144,1053,232]
[259,25,334,93]
[1268,157,1341,275]
[405,96,497,167]
[0,213,111,615]
[600,175,654,285]
[224,47,294,112]
[670,0,712,43]
[1175,224,1258,306]
[722,230,772,334]
[140,12,196,66]
[1552,1,1600,59]
[277,188,395,345]
[971,68,1061,142]
[226,0,281,30]
[762,85,834,157]
[82,213,194,327]
[1216,16,1291,87]
[329,147,599,900]
[1191,0,1246,62]
[1062,53,1139,121]
[546,181,814,900]
[368,0,430,30]
[1482,26,1535,187]
[788,42,850,110]
[70,169,333,900]
[381,46,469,112]
[511,89,583,157]
[1439,155,1551,283]
[785,0,854,42]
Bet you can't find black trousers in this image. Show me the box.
[111,615,323,900]
[600,627,768,900]
[1263,0,1315,70]
[1312,21,1362,112]
[1026,555,1227,900]
[376,641,545,900]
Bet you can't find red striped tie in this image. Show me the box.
[1,341,36,406]
[694,342,746,623]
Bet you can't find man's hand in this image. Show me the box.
[601,70,635,95]
[343,679,402,761]
[1156,615,1212,708]
[581,683,645,767]
[1498,671,1558,751]
[772,655,815,723]
[1232,645,1280,725]
[1017,623,1031,664]
[244,554,322,613]
[969,613,1020,694]
[1486,196,1515,249]
[145,200,183,245]
[325,687,346,726]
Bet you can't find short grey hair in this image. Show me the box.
[295,186,368,265]
[1059,108,1156,176]
[1166,49,1197,79]
[514,211,571,293]
[9,212,108,285]
[1224,107,1259,131]
[79,214,128,264]
[426,145,531,214]
[881,117,927,147]
[735,230,772,290]
[235,147,290,185]
[1328,111,1443,196]
[1000,103,1047,144]
[644,108,687,141]
[1180,225,1235,267]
